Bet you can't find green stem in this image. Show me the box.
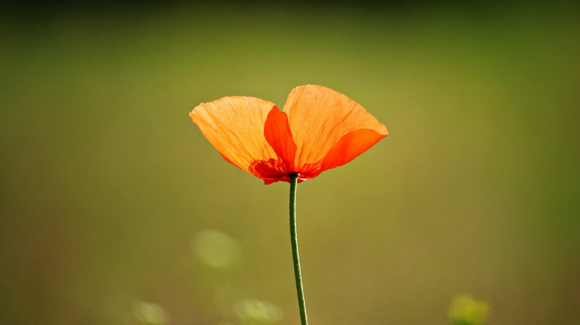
[289,173,309,325]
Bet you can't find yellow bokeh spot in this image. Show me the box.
[448,294,490,325]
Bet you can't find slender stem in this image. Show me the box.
[289,173,309,325]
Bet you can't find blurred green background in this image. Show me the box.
[1,1,579,324]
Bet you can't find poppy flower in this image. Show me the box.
[190,85,389,184]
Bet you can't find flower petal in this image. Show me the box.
[264,107,297,171]
[190,96,278,176]
[283,85,388,170]
[320,128,388,172]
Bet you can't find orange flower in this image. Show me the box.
[190,85,389,184]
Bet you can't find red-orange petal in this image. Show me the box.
[283,85,388,172]
[320,128,387,172]
[190,96,279,177]
[264,107,297,172]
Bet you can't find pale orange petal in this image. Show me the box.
[190,96,278,175]
[264,107,297,171]
[283,85,388,170]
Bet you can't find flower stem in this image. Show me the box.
[289,173,309,325]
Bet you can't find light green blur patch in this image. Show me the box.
[193,230,242,269]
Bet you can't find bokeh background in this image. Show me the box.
[1,0,579,324]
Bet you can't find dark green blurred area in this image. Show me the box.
[1,2,580,324]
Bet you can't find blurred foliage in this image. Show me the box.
[1,1,579,325]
